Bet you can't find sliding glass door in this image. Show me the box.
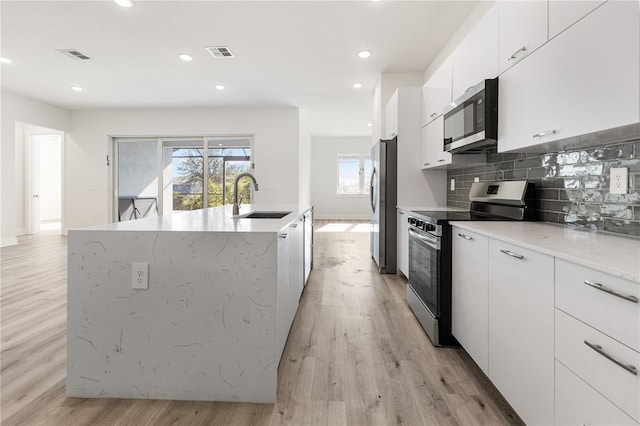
[112,136,252,222]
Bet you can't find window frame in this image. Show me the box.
[336,153,372,197]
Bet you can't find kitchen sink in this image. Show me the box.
[239,211,292,219]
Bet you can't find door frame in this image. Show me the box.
[24,126,66,235]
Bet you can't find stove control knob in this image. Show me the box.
[415,220,423,228]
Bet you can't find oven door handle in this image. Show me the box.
[409,227,440,250]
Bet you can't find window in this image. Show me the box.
[337,154,372,195]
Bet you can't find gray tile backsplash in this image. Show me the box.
[446,140,640,237]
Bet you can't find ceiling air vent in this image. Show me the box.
[56,49,91,60]
[205,46,235,58]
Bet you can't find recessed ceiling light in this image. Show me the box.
[0,57,12,64]
[113,0,134,7]
[70,86,83,92]
[215,85,225,90]
[358,50,372,59]
[352,83,364,89]
[178,53,193,62]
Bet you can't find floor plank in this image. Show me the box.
[1,222,523,425]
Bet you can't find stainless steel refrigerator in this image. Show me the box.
[370,137,397,274]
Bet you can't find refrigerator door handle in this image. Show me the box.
[370,167,377,212]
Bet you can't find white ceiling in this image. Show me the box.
[1,0,477,136]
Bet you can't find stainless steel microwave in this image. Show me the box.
[443,78,498,153]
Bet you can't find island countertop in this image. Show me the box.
[72,204,312,233]
[67,203,313,403]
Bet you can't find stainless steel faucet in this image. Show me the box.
[232,172,259,215]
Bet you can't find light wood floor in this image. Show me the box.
[1,222,522,425]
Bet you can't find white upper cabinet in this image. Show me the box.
[498,0,548,74]
[422,57,452,127]
[421,116,451,168]
[451,3,499,101]
[549,0,607,39]
[421,116,485,170]
[498,0,640,152]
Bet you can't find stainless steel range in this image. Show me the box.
[406,181,536,347]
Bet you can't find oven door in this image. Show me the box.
[408,227,441,317]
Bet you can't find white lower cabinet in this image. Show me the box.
[451,227,488,374]
[555,360,638,426]
[450,226,638,425]
[488,239,554,425]
[555,309,640,422]
[554,258,640,423]
[397,210,409,277]
[276,230,291,361]
[276,214,307,363]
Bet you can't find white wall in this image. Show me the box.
[298,109,311,207]
[1,90,69,246]
[311,136,371,219]
[66,107,299,230]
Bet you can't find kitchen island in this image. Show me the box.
[67,204,312,403]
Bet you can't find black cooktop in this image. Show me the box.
[410,206,531,224]
[410,210,474,222]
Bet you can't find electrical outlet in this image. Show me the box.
[450,179,455,191]
[474,177,480,183]
[609,167,628,195]
[132,263,148,289]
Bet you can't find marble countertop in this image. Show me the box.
[397,205,468,212]
[450,221,640,283]
[72,204,312,233]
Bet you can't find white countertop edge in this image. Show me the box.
[70,204,313,234]
[450,221,640,284]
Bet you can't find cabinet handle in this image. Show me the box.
[279,233,289,239]
[508,46,527,61]
[424,162,430,166]
[465,85,474,93]
[584,340,638,376]
[429,112,437,118]
[398,211,404,215]
[583,280,638,304]
[458,233,473,241]
[532,130,557,138]
[437,159,446,162]
[291,223,298,228]
[500,249,524,260]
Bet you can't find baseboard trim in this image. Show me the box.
[1,237,18,247]
[16,228,26,236]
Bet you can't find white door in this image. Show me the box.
[27,133,62,234]
[28,136,41,234]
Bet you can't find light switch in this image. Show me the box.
[450,179,455,191]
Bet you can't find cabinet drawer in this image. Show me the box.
[555,309,640,422]
[555,360,638,426]
[556,259,640,352]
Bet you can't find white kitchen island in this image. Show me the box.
[67,204,312,403]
